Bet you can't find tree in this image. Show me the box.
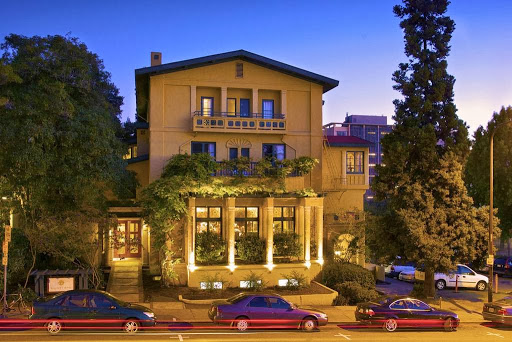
[0,34,134,287]
[465,107,512,243]
[372,1,486,297]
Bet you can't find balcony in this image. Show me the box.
[323,175,368,191]
[192,111,286,134]
[215,161,300,177]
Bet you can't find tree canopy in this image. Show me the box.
[0,34,134,287]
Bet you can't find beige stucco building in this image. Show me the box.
[107,50,369,288]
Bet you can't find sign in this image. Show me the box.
[487,255,494,266]
[47,277,75,293]
[4,225,11,243]
[2,240,7,255]
[2,256,6,266]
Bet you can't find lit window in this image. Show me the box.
[227,98,236,116]
[234,207,259,241]
[346,151,364,174]
[196,206,222,235]
[273,206,295,233]
[262,144,285,161]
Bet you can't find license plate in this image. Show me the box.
[488,307,495,313]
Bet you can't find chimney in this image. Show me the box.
[151,52,162,66]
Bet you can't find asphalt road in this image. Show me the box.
[0,322,511,342]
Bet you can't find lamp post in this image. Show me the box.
[488,120,512,303]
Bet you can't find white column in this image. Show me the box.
[221,87,228,114]
[190,85,196,116]
[187,198,196,267]
[265,198,274,265]
[252,88,259,115]
[297,205,305,260]
[281,90,287,117]
[364,148,370,185]
[316,206,324,263]
[304,205,311,264]
[227,198,236,266]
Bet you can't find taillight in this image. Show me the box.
[391,266,395,271]
[366,309,375,316]
[498,309,507,315]
[217,307,222,314]
[31,306,35,315]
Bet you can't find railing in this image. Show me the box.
[215,161,300,177]
[323,175,367,190]
[192,111,286,133]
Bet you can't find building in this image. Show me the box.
[106,50,369,288]
[323,114,392,201]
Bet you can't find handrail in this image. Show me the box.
[193,111,285,120]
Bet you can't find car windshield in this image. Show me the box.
[227,293,248,304]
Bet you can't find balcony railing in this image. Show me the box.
[215,161,300,177]
[193,111,286,133]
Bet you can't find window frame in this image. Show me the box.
[227,98,236,117]
[262,99,274,119]
[273,206,295,234]
[201,96,214,116]
[195,206,222,235]
[240,98,250,117]
[234,207,259,240]
[191,142,216,159]
[346,151,364,174]
[262,143,286,161]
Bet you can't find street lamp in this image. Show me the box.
[488,120,512,303]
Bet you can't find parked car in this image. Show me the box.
[355,296,459,332]
[384,258,416,279]
[434,264,488,291]
[398,270,416,282]
[29,289,156,334]
[208,293,328,332]
[483,296,512,325]
[493,257,512,277]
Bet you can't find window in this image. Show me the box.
[390,300,407,310]
[249,297,268,308]
[196,207,222,235]
[240,99,250,117]
[262,144,285,161]
[236,63,243,78]
[457,265,473,275]
[201,97,214,116]
[273,206,295,233]
[234,207,259,240]
[63,294,88,307]
[90,295,114,308]
[346,151,364,174]
[268,297,290,309]
[407,300,430,311]
[227,98,236,116]
[241,148,250,158]
[229,148,238,160]
[191,142,216,158]
[262,99,274,119]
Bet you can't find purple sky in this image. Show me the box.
[1,0,511,135]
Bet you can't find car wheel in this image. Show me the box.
[123,319,140,334]
[435,279,446,290]
[46,319,62,335]
[383,318,398,332]
[233,316,249,332]
[301,316,318,332]
[476,281,487,291]
[444,317,457,332]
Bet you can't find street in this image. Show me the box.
[0,321,511,342]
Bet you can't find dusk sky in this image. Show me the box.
[2,0,511,135]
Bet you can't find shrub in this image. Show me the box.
[221,157,252,177]
[292,156,318,175]
[410,282,425,299]
[195,231,225,265]
[241,271,266,291]
[237,235,266,263]
[280,271,308,290]
[322,261,375,289]
[333,281,379,306]
[273,233,302,258]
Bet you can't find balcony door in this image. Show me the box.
[114,220,142,259]
[262,99,274,119]
[240,99,250,117]
[201,97,214,116]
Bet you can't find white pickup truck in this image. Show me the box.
[415,264,488,291]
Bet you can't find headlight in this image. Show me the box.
[143,311,155,318]
[316,313,327,319]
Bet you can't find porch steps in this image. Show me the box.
[107,259,143,303]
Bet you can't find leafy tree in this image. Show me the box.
[372,1,487,297]
[465,106,512,241]
[0,34,133,287]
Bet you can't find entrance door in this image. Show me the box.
[114,220,141,258]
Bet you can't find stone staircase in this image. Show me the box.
[107,259,143,302]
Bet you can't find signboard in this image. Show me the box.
[487,255,494,266]
[47,277,75,293]
[4,225,11,243]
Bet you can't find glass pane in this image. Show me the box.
[129,223,136,232]
[234,221,245,240]
[197,221,208,233]
[209,207,221,218]
[283,207,294,218]
[196,207,208,218]
[263,144,273,158]
[202,98,213,116]
[347,152,355,172]
[240,99,250,117]
[241,148,250,158]
[209,221,221,234]
[235,207,246,218]
[283,221,294,233]
[273,207,282,218]
[227,98,236,116]
[247,221,258,234]
[273,221,282,233]
[275,145,285,161]
[208,143,216,158]
[247,207,258,218]
[229,148,238,160]
[262,100,274,119]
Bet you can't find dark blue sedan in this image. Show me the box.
[355,296,459,332]
[208,293,328,332]
[29,289,156,334]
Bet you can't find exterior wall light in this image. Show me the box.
[317,258,324,265]
[304,261,311,269]
[188,264,198,272]
[264,263,275,271]
[227,264,237,273]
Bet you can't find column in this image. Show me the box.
[264,198,274,265]
[190,85,196,116]
[227,198,236,266]
[341,150,347,185]
[315,205,324,262]
[221,87,228,114]
[304,205,311,264]
[297,205,305,261]
[252,88,259,115]
[280,90,287,117]
[187,197,196,267]
[364,148,370,185]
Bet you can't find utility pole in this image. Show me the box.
[2,224,11,315]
